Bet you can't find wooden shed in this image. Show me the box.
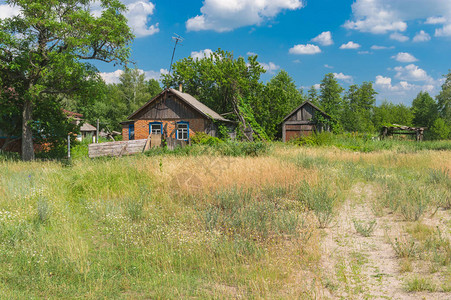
[121,88,234,141]
[281,101,331,142]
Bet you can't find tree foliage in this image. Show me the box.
[255,70,304,139]
[411,91,438,128]
[0,0,133,160]
[319,73,343,131]
[436,71,451,127]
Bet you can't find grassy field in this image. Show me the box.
[0,141,450,299]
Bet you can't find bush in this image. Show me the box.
[429,118,450,140]
[290,131,335,147]
[298,181,337,228]
[191,132,223,145]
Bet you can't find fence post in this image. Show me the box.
[67,134,71,159]
[96,119,100,143]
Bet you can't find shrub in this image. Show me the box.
[191,132,223,145]
[429,118,450,140]
[298,181,337,228]
[353,219,377,237]
[290,131,335,147]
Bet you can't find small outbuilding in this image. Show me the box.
[281,100,331,142]
[121,87,235,142]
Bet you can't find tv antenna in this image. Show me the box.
[168,34,184,76]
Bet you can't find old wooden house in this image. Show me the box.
[281,101,331,142]
[121,88,234,141]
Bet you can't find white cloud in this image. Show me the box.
[311,31,333,46]
[375,75,437,102]
[435,24,451,36]
[289,44,321,55]
[313,84,321,89]
[393,64,432,82]
[371,45,394,50]
[391,52,418,63]
[99,70,124,84]
[344,0,451,39]
[333,72,353,83]
[339,41,361,49]
[0,3,20,19]
[324,64,333,69]
[84,1,160,38]
[389,32,409,42]
[125,1,159,37]
[413,30,431,42]
[293,59,301,64]
[260,62,280,73]
[186,0,304,32]
[358,51,372,55]
[191,49,214,60]
[425,16,447,24]
[100,68,167,84]
[247,52,257,56]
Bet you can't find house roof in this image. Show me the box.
[282,100,331,123]
[80,122,97,132]
[127,88,232,122]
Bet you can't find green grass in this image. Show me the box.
[0,141,450,298]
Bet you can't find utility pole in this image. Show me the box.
[168,34,184,77]
[96,119,99,143]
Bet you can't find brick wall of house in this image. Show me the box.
[122,125,129,141]
[122,119,207,141]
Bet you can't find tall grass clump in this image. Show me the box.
[298,181,338,228]
[381,180,432,221]
[202,187,304,241]
[144,141,270,157]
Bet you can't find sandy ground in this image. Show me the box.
[319,183,451,300]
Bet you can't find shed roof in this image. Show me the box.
[80,122,96,132]
[282,100,331,123]
[127,88,232,122]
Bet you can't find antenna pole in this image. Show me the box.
[169,34,184,76]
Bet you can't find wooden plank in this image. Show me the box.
[88,139,147,158]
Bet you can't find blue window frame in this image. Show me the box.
[129,124,135,140]
[176,121,189,141]
[149,122,163,135]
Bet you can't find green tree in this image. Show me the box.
[0,0,133,160]
[307,86,320,106]
[429,118,450,140]
[436,71,451,127]
[411,91,438,128]
[257,70,304,139]
[86,68,162,133]
[373,101,413,129]
[341,82,376,133]
[162,49,266,139]
[319,73,344,130]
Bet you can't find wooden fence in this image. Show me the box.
[88,139,147,158]
[87,134,189,158]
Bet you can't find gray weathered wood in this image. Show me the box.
[88,139,147,158]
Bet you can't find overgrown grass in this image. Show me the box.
[0,142,450,298]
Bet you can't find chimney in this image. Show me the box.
[178,83,183,93]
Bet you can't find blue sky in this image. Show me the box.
[1,0,451,105]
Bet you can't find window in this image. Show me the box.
[149,122,162,135]
[129,124,135,140]
[176,122,189,141]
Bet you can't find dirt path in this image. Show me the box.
[319,183,449,299]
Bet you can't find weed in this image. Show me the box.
[405,277,437,292]
[37,198,51,223]
[352,219,377,237]
[390,236,417,259]
[399,259,413,273]
[298,181,337,229]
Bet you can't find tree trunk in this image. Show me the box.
[21,99,35,161]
